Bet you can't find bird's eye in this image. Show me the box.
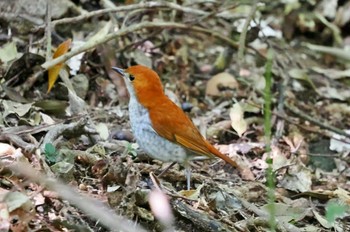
[129,75,135,81]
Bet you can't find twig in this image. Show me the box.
[35,1,210,30]
[305,43,350,61]
[3,161,147,232]
[240,102,350,145]
[121,8,145,29]
[118,29,163,52]
[0,133,36,153]
[274,82,286,140]
[173,200,237,232]
[285,103,350,139]
[274,54,294,140]
[40,116,97,152]
[45,0,52,61]
[41,21,237,69]
[237,1,258,66]
[238,77,350,142]
[0,12,43,25]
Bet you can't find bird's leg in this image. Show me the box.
[157,161,177,178]
[158,162,192,190]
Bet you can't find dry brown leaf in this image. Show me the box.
[216,144,255,180]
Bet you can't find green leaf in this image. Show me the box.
[325,201,347,223]
[266,157,273,165]
[44,143,57,164]
[126,143,138,157]
[45,143,56,155]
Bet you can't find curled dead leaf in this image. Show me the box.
[206,72,238,96]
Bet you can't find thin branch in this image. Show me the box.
[237,1,258,65]
[45,0,52,61]
[274,56,293,140]
[238,77,350,142]
[3,161,147,232]
[35,1,210,30]
[41,21,238,69]
[285,103,350,140]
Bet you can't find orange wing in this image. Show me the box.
[149,98,239,169]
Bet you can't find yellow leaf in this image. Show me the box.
[53,39,71,59]
[47,39,72,93]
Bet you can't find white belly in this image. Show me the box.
[128,98,188,163]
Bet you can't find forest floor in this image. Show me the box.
[0,0,349,231]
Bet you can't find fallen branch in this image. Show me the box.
[237,0,258,65]
[35,1,209,30]
[285,103,350,140]
[3,161,147,232]
[41,21,238,69]
[238,76,350,142]
[40,116,97,152]
[173,200,237,232]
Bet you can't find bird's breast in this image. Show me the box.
[128,98,189,163]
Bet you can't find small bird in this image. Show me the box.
[112,65,240,189]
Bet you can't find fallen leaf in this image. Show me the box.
[313,209,332,229]
[0,41,18,63]
[229,103,247,137]
[318,86,350,101]
[40,112,55,125]
[206,72,238,96]
[288,68,317,91]
[216,144,255,180]
[47,39,72,93]
[261,202,310,223]
[329,130,350,153]
[96,123,109,140]
[4,192,33,213]
[279,164,312,192]
[2,100,33,118]
[325,200,347,224]
[178,184,204,200]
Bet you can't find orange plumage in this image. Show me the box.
[113,65,240,188]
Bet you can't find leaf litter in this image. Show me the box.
[0,0,349,231]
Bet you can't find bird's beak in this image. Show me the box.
[112,67,125,76]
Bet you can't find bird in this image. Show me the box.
[112,65,240,189]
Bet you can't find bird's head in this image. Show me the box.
[112,65,164,107]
